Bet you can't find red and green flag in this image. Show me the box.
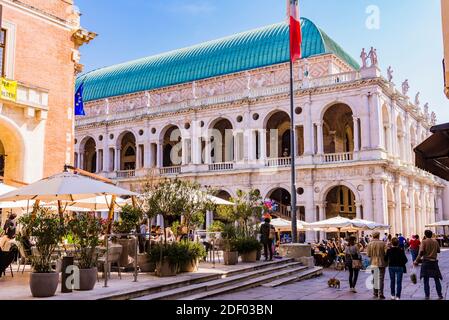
[288,0,302,62]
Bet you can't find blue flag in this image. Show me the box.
[74,82,85,116]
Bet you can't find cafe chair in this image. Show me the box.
[97,245,122,281]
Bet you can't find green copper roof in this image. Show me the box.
[77,18,359,102]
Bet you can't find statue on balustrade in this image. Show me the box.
[401,80,410,96]
[387,66,393,83]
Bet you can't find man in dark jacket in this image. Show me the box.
[260,218,275,261]
[3,213,17,239]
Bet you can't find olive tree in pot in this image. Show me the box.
[148,243,178,277]
[221,224,239,265]
[113,204,143,267]
[67,213,103,291]
[235,237,262,263]
[19,209,65,298]
[177,241,206,272]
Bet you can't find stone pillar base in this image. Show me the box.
[279,243,311,260]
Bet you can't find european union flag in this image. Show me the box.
[75,82,85,116]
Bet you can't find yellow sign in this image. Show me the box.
[0,78,18,102]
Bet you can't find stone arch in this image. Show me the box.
[160,124,182,167]
[80,137,97,173]
[396,116,405,160]
[265,187,291,219]
[323,184,357,219]
[0,115,26,182]
[382,104,391,152]
[207,117,234,163]
[117,131,136,170]
[321,181,361,204]
[319,99,357,120]
[264,110,291,158]
[215,189,233,201]
[387,184,395,233]
[322,103,354,154]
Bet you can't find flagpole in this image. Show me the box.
[289,57,298,243]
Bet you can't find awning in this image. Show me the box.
[414,122,449,181]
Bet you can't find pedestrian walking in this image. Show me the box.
[398,233,406,249]
[414,230,444,300]
[385,237,408,300]
[259,218,275,261]
[367,231,387,299]
[409,235,421,263]
[344,236,362,293]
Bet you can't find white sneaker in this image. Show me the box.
[395,297,401,300]
[391,296,396,300]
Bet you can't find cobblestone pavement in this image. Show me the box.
[206,249,449,300]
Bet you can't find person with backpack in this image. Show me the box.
[344,236,362,293]
[385,237,408,300]
[260,218,275,261]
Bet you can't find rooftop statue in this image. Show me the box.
[368,47,378,67]
[431,112,437,125]
[401,80,410,96]
[387,66,393,82]
[360,48,368,68]
[415,92,420,106]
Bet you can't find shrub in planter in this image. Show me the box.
[113,205,143,266]
[234,237,262,263]
[148,243,179,277]
[222,224,239,265]
[19,209,65,297]
[67,213,103,291]
[177,241,206,273]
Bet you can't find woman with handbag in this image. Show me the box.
[385,237,408,300]
[344,236,362,293]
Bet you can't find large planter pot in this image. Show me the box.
[76,267,97,291]
[180,258,199,273]
[30,272,59,298]
[155,258,177,277]
[117,238,135,267]
[240,250,257,263]
[223,251,239,265]
[137,254,156,273]
[256,249,262,261]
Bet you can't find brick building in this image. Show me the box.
[0,0,95,186]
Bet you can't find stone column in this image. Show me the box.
[77,153,82,170]
[364,180,374,222]
[370,92,383,149]
[353,116,360,152]
[204,136,212,164]
[247,129,256,163]
[103,145,110,172]
[394,183,403,235]
[303,102,314,156]
[420,187,427,236]
[318,203,326,242]
[259,129,267,163]
[316,122,324,155]
[136,144,142,170]
[96,150,101,173]
[408,186,416,235]
[356,202,362,219]
[388,204,396,234]
[361,94,371,150]
[157,142,163,168]
[114,148,120,171]
[391,107,399,160]
[143,142,151,168]
[181,139,189,165]
[304,183,316,243]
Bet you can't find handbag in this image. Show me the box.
[351,253,362,269]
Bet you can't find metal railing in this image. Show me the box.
[116,170,136,178]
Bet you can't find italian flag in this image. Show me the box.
[288,0,302,62]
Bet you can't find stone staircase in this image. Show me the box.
[130,259,322,300]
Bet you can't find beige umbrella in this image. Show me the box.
[65,195,128,211]
[0,171,137,230]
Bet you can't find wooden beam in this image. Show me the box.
[64,165,115,185]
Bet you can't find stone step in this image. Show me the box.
[105,258,295,300]
[134,262,305,300]
[182,265,312,300]
[261,266,323,287]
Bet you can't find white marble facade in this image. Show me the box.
[75,53,448,241]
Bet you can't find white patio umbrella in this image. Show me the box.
[351,218,390,231]
[258,218,309,232]
[306,216,354,230]
[426,220,449,227]
[0,171,138,229]
[64,195,129,211]
[0,183,35,210]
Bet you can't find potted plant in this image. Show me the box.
[67,213,103,291]
[148,243,178,277]
[178,241,206,273]
[235,237,262,263]
[19,209,65,298]
[113,204,143,267]
[221,224,239,265]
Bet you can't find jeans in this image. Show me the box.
[372,267,386,296]
[423,276,443,298]
[389,266,404,298]
[410,249,419,264]
[348,266,359,288]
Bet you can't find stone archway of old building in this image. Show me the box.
[0,117,26,183]
[161,125,182,167]
[81,137,97,173]
[216,190,232,201]
[118,132,137,170]
[266,187,291,219]
[324,185,356,219]
[322,103,354,154]
[209,118,234,163]
[265,111,291,158]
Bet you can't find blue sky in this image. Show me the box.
[77,0,449,122]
